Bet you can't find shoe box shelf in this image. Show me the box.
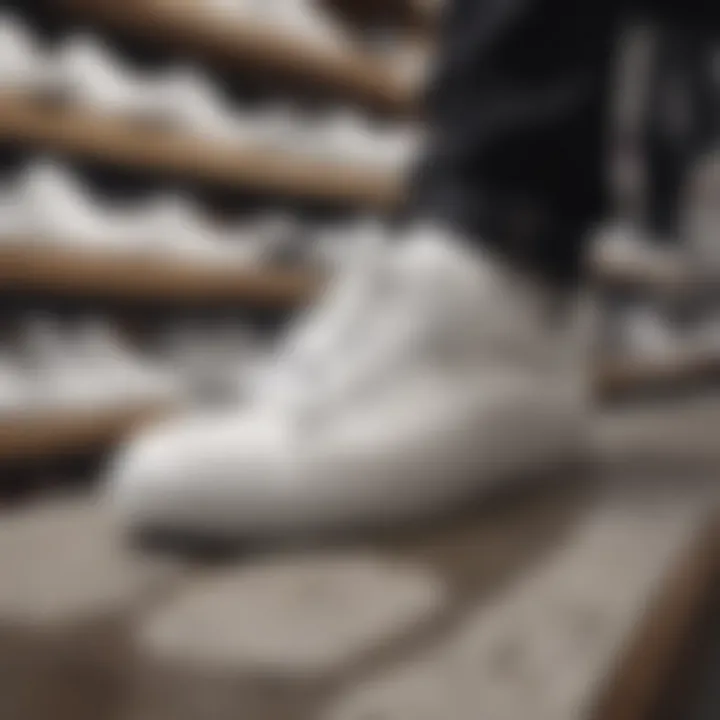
[0,242,319,307]
[323,0,437,33]
[596,351,720,399]
[59,0,415,116]
[591,255,693,293]
[0,402,169,462]
[0,93,404,210]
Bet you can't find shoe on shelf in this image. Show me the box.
[590,223,686,284]
[374,124,424,170]
[20,317,178,411]
[159,65,260,145]
[251,102,316,155]
[237,0,347,52]
[0,161,136,251]
[688,314,720,356]
[50,34,171,123]
[0,351,32,415]
[72,320,181,405]
[108,224,590,540]
[313,110,422,170]
[158,323,266,408]
[0,13,51,93]
[19,316,119,411]
[243,211,308,267]
[615,305,686,362]
[125,193,252,266]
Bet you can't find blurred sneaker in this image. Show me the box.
[0,161,134,251]
[21,317,178,410]
[0,352,31,414]
[109,224,589,539]
[158,323,265,407]
[618,306,685,361]
[689,314,720,356]
[51,34,169,123]
[20,317,118,410]
[313,111,421,169]
[159,65,259,145]
[0,13,51,93]
[320,110,379,165]
[591,223,685,284]
[125,193,251,266]
[212,0,347,52]
[244,211,306,267]
[374,124,423,170]
[252,102,314,154]
[72,321,180,404]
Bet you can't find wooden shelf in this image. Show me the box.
[596,352,720,398]
[0,242,319,306]
[0,403,169,461]
[60,0,414,115]
[0,93,404,210]
[592,256,694,293]
[323,0,437,33]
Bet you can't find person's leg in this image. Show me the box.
[412,0,622,286]
[645,25,708,242]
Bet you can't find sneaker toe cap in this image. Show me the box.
[106,411,289,537]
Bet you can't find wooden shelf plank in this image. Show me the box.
[596,352,720,398]
[60,0,414,114]
[0,242,319,306]
[0,403,169,461]
[591,256,693,293]
[0,93,403,209]
[323,0,437,33]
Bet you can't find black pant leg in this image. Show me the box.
[645,25,710,241]
[412,0,622,286]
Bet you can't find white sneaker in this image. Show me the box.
[51,34,169,122]
[72,320,180,404]
[688,314,720,356]
[617,306,685,362]
[20,317,120,410]
[158,323,265,407]
[21,316,178,410]
[243,211,304,266]
[0,352,31,414]
[108,226,589,539]
[313,111,422,169]
[0,13,51,93]
[159,66,259,145]
[0,161,132,251]
[591,223,684,283]
[252,0,346,52]
[252,102,315,155]
[125,193,244,266]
